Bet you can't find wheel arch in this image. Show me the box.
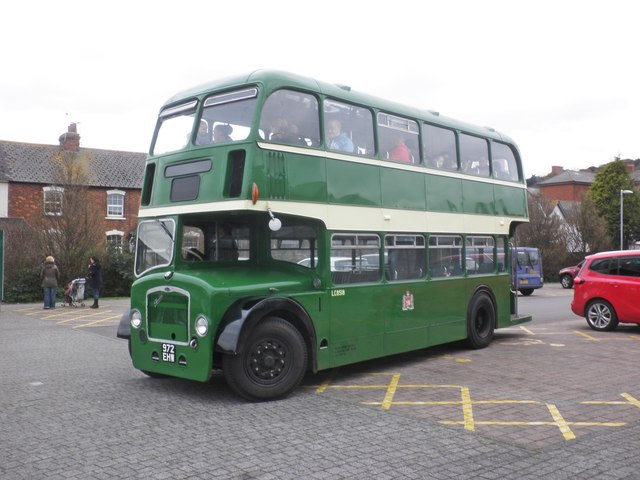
[215,296,317,372]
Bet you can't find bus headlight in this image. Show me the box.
[130,309,142,329]
[195,315,209,337]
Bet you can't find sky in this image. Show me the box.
[1,0,638,177]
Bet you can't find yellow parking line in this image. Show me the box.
[313,373,629,442]
[574,331,600,341]
[460,386,474,431]
[56,310,115,324]
[380,374,401,410]
[547,403,575,441]
[440,420,624,428]
[519,326,535,335]
[582,392,640,408]
[72,314,122,328]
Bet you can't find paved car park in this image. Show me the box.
[2,285,639,479]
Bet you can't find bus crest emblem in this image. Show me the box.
[402,291,414,311]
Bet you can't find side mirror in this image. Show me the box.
[267,208,281,232]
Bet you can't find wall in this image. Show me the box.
[538,183,591,202]
[8,182,141,246]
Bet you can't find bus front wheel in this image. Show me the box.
[223,317,308,401]
[465,291,495,349]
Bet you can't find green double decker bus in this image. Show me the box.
[126,70,531,400]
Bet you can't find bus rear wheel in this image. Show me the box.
[223,317,307,401]
[465,291,495,349]
[519,288,534,296]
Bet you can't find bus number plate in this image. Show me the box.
[162,343,175,363]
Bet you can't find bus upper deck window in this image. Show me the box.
[197,88,258,146]
[377,113,419,164]
[260,89,320,147]
[153,100,198,155]
[491,142,520,182]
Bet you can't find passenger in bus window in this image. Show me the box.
[196,120,210,145]
[388,133,412,163]
[270,118,303,145]
[478,156,489,176]
[493,158,511,180]
[270,118,290,142]
[327,119,354,153]
[213,124,233,143]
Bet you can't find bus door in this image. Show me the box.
[327,233,385,366]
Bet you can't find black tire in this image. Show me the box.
[223,317,308,401]
[519,288,534,296]
[465,291,496,349]
[560,274,573,289]
[585,299,619,331]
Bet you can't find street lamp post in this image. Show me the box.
[620,189,633,249]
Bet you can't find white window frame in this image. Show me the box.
[106,229,125,253]
[43,186,64,216]
[106,189,125,219]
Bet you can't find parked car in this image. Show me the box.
[571,250,640,331]
[559,260,584,288]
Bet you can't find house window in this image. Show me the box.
[106,190,125,218]
[106,230,124,253]
[43,186,64,216]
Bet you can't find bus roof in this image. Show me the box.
[161,69,517,146]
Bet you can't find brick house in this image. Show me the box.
[0,123,146,266]
[537,166,596,202]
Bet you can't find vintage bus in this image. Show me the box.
[513,246,544,296]
[125,70,532,400]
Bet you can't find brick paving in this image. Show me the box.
[1,294,639,479]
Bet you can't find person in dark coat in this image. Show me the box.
[87,256,103,309]
[41,255,59,309]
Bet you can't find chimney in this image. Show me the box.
[59,123,80,152]
[551,166,564,176]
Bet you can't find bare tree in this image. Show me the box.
[517,192,568,279]
[562,194,613,256]
[32,150,103,280]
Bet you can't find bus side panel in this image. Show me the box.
[290,292,334,372]
[327,161,381,206]
[327,283,385,368]
[494,184,528,218]
[462,180,494,215]
[486,276,512,328]
[283,152,328,202]
[381,168,426,210]
[382,281,429,356]
[424,279,468,346]
[425,175,463,212]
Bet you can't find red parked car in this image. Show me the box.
[571,250,640,331]
[559,260,584,288]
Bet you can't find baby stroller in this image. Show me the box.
[62,278,86,307]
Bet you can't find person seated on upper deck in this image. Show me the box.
[269,118,289,142]
[388,133,412,163]
[213,124,233,144]
[326,119,354,153]
[269,118,303,144]
[195,120,211,145]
